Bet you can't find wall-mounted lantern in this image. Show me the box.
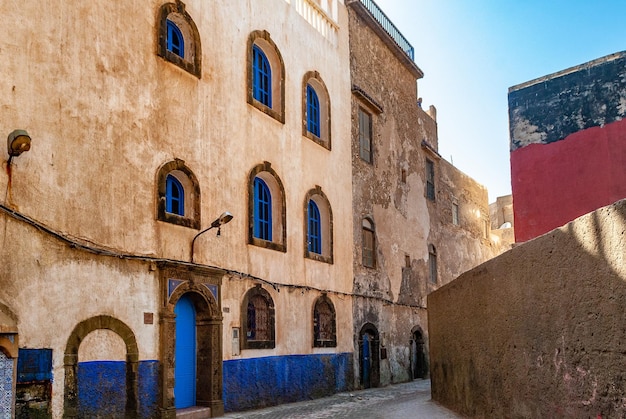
[7,130,31,157]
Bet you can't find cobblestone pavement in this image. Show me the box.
[222,379,462,419]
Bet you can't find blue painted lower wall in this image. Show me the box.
[223,353,354,412]
[77,360,158,419]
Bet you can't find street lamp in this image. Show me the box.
[190,211,233,263]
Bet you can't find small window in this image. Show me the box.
[166,20,184,57]
[252,45,272,107]
[306,85,320,137]
[359,108,372,163]
[362,218,375,268]
[157,3,201,77]
[253,177,272,241]
[156,160,200,229]
[313,296,337,348]
[303,72,331,149]
[241,287,275,349]
[166,174,184,216]
[247,31,285,123]
[426,159,435,201]
[308,200,321,254]
[428,244,437,283]
[248,162,286,252]
[452,203,459,225]
[304,187,333,263]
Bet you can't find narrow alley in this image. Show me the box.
[223,380,462,419]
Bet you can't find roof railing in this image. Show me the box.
[357,0,414,60]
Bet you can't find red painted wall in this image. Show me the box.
[511,118,626,242]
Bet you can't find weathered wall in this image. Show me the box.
[347,1,499,390]
[1,0,355,415]
[429,199,626,418]
[509,51,626,242]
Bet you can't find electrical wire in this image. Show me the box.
[0,203,425,309]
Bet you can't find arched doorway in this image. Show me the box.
[358,323,380,389]
[175,294,197,408]
[161,277,223,416]
[411,327,428,379]
[63,315,139,418]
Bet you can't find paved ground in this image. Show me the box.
[222,379,462,419]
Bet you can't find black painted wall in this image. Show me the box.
[509,51,626,151]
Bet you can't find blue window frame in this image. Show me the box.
[252,45,272,107]
[308,200,321,254]
[167,20,184,58]
[166,174,184,216]
[306,85,321,137]
[253,177,272,240]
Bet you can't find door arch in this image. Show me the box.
[162,280,223,416]
[175,294,197,408]
[63,315,138,418]
[358,323,380,389]
[411,327,428,379]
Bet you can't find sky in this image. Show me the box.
[374,0,626,201]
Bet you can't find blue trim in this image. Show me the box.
[166,174,184,216]
[308,200,321,254]
[76,360,158,419]
[223,353,353,412]
[306,84,320,137]
[253,177,272,241]
[175,294,197,408]
[166,20,184,58]
[17,348,52,382]
[252,45,272,107]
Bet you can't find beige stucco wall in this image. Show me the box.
[1,0,353,415]
[429,199,626,418]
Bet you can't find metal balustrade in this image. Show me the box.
[357,0,414,60]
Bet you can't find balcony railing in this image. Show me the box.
[356,0,414,60]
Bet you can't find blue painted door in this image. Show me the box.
[175,294,196,408]
[362,333,371,388]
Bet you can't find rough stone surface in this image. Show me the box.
[429,199,626,418]
[348,2,503,391]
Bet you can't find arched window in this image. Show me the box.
[307,200,321,254]
[241,287,275,349]
[157,3,201,77]
[252,45,272,107]
[253,177,272,241]
[313,295,336,347]
[156,159,201,229]
[248,162,286,252]
[166,20,184,58]
[362,218,375,268]
[428,244,437,283]
[304,187,333,263]
[247,31,285,123]
[306,85,320,137]
[302,72,331,149]
[166,174,184,216]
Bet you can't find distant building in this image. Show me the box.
[509,51,626,242]
[347,0,499,390]
[489,195,514,247]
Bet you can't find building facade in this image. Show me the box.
[346,0,499,390]
[0,0,354,417]
[509,51,626,242]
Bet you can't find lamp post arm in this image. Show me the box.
[190,225,215,263]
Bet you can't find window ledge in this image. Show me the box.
[249,237,287,253]
[305,252,333,264]
[248,99,285,124]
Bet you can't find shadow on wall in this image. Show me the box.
[428,199,626,418]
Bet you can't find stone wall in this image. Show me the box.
[429,199,626,418]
